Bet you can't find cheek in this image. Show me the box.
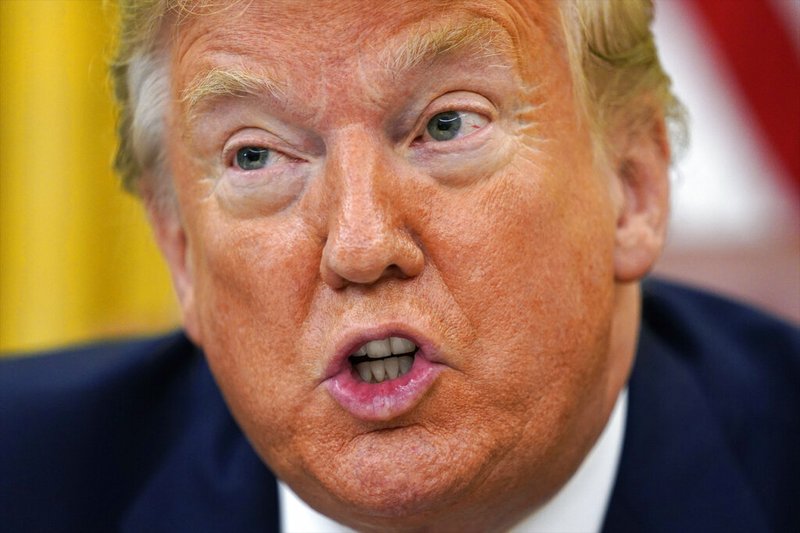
[411,154,619,498]
[186,212,326,440]
[425,151,617,407]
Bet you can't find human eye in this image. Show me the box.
[235,146,272,170]
[220,132,304,191]
[214,135,308,216]
[230,143,296,172]
[220,128,300,175]
[422,110,489,143]
[223,137,295,176]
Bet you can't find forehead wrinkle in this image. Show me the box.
[181,66,286,121]
[378,16,517,75]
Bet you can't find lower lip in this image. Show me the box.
[324,355,444,421]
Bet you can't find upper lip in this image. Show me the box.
[322,322,439,382]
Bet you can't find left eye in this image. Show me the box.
[424,110,488,142]
[235,147,271,170]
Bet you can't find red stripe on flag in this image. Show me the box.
[688,0,800,201]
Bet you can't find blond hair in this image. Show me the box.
[110,0,685,197]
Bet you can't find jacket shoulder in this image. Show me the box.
[642,278,799,368]
[1,331,194,392]
[606,279,799,533]
[641,278,800,437]
[0,332,203,529]
[0,332,199,432]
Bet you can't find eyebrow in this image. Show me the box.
[180,16,514,118]
[381,16,515,73]
[181,66,285,118]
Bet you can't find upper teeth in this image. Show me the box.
[351,336,416,358]
[351,336,417,384]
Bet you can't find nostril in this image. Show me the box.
[321,251,406,288]
[381,264,407,280]
[320,217,424,288]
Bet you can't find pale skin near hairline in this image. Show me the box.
[144,1,670,531]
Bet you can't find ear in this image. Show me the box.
[611,116,671,282]
[143,190,203,345]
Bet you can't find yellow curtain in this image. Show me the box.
[0,1,179,353]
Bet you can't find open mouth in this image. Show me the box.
[325,329,443,421]
[347,336,418,384]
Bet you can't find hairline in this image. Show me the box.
[116,1,684,204]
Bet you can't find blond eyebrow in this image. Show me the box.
[181,66,285,118]
[180,17,513,118]
[382,17,515,73]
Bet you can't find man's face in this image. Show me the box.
[163,0,635,529]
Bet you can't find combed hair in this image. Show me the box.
[561,0,687,160]
[109,0,686,199]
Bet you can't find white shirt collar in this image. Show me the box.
[509,388,627,533]
[279,389,627,533]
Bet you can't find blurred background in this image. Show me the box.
[0,0,798,354]
[651,0,799,324]
[0,1,178,353]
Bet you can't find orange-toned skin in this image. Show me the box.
[149,1,670,531]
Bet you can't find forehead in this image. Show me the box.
[171,0,565,84]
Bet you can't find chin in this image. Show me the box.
[262,405,564,532]
[298,425,482,516]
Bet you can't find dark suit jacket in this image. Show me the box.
[2,279,798,532]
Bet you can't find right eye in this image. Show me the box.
[235,146,271,170]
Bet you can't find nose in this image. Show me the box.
[320,132,424,289]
